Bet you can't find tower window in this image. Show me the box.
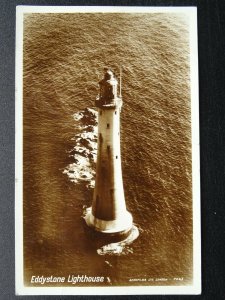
[115,111,117,115]
[107,123,110,129]
[107,146,110,155]
[99,133,103,143]
[116,155,118,159]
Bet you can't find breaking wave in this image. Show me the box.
[97,225,139,256]
[63,108,98,188]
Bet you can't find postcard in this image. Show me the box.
[15,6,201,295]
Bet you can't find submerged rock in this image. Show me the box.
[74,108,97,126]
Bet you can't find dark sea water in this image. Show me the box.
[23,13,192,286]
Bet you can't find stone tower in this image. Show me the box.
[85,68,133,235]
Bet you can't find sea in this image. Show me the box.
[22,12,193,286]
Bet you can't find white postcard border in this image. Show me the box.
[15,5,201,295]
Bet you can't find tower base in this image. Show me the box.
[84,207,133,234]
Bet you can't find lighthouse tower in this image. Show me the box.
[84,68,133,235]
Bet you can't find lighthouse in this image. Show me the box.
[84,68,133,236]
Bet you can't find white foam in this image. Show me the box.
[63,108,98,188]
[97,225,139,256]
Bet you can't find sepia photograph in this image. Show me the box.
[15,6,200,295]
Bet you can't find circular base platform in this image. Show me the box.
[84,207,133,235]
